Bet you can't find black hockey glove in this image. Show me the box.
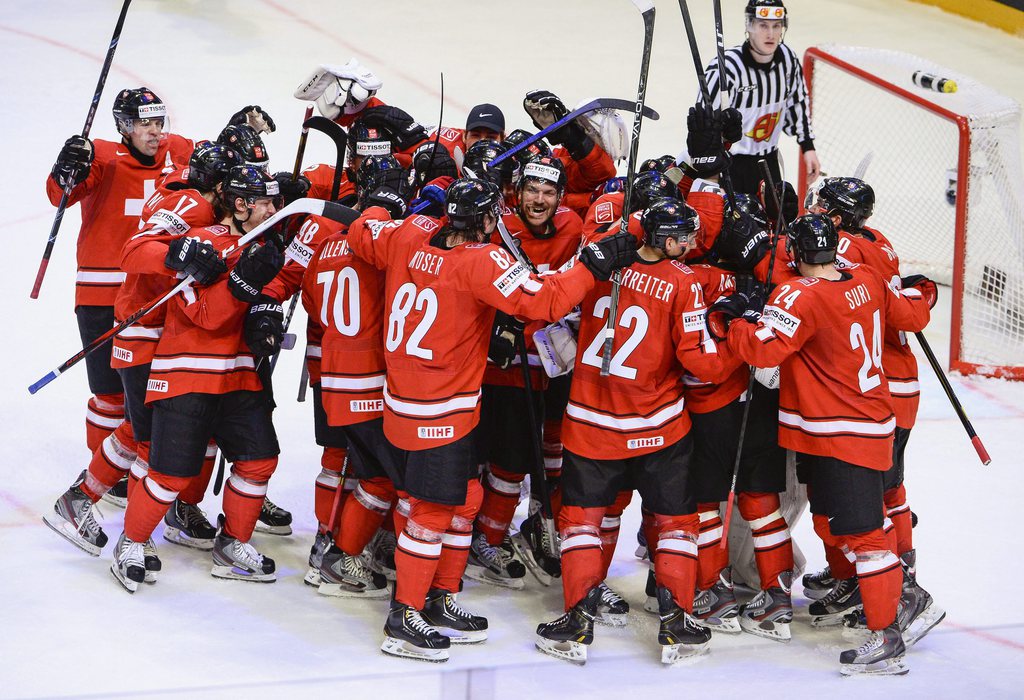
[359,105,429,151]
[900,274,938,309]
[228,105,276,134]
[412,141,458,189]
[488,312,525,370]
[365,186,407,218]
[763,180,799,226]
[686,104,731,178]
[579,230,638,281]
[228,241,285,303]
[273,171,311,207]
[244,295,285,358]
[734,273,766,313]
[522,90,594,158]
[722,107,743,145]
[164,237,227,286]
[706,291,762,342]
[52,135,94,188]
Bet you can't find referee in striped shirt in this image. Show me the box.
[700,0,820,198]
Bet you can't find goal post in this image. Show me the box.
[799,44,1024,380]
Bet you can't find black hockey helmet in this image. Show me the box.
[629,169,679,213]
[787,213,837,265]
[445,178,503,232]
[217,124,269,171]
[113,87,166,135]
[462,139,515,189]
[808,176,875,228]
[355,154,406,205]
[715,193,771,266]
[639,154,677,174]
[504,129,552,169]
[187,141,242,193]
[746,0,788,27]
[222,165,280,210]
[349,120,393,159]
[603,176,626,194]
[641,197,701,253]
[518,155,567,195]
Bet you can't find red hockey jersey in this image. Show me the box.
[347,208,596,451]
[726,265,931,470]
[47,135,194,307]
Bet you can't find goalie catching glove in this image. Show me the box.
[164,237,227,285]
[534,311,579,378]
[244,296,285,358]
[293,59,382,120]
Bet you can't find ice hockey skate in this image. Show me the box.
[110,532,146,593]
[253,496,292,536]
[535,586,600,665]
[839,623,909,676]
[421,588,488,644]
[634,525,648,560]
[43,471,108,556]
[381,600,451,662]
[692,568,741,633]
[464,531,526,589]
[643,567,659,614]
[100,475,128,509]
[143,538,161,583]
[801,564,835,600]
[896,550,945,648]
[595,581,630,626]
[738,571,793,642]
[211,516,276,582]
[318,545,389,598]
[162,499,216,551]
[304,530,332,587]
[362,527,397,581]
[809,577,862,627]
[512,510,561,587]
[656,586,712,665]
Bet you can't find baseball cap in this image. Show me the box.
[465,103,505,133]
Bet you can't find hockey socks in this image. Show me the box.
[599,491,632,578]
[123,472,190,543]
[477,465,524,545]
[86,393,124,453]
[884,484,913,556]
[314,447,349,533]
[81,421,137,502]
[433,481,481,593]
[696,503,728,590]
[339,477,396,555]
[738,492,794,590]
[653,514,699,612]
[221,459,277,542]
[812,513,857,580]
[558,505,606,611]
[843,528,903,630]
[177,442,217,505]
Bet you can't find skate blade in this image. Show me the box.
[694,614,741,634]
[739,616,792,642]
[811,608,861,628]
[100,492,128,509]
[162,527,215,551]
[535,636,587,665]
[463,564,526,590]
[211,564,276,583]
[380,636,449,662]
[318,581,390,599]
[42,514,103,556]
[511,535,557,587]
[304,567,322,587]
[253,522,292,536]
[441,628,488,645]
[903,603,945,649]
[110,563,141,593]
[596,611,630,627]
[144,569,159,584]
[840,656,909,676]
[661,641,710,665]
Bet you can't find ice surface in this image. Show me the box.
[2,1,1023,697]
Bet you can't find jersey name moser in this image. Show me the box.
[619,268,673,302]
[408,250,445,276]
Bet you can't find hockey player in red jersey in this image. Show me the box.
[45,88,193,460]
[108,166,287,593]
[346,177,636,662]
[802,177,945,645]
[535,198,740,666]
[43,141,240,568]
[708,213,933,675]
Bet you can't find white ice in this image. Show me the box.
[2,1,1023,698]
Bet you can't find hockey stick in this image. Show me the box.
[31,0,132,299]
[28,199,358,394]
[328,453,351,539]
[914,332,991,465]
[599,0,656,377]
[719,159,786,546]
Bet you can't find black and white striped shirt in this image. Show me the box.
[701,41,815,157]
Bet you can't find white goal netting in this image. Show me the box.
[803,44,1024,378]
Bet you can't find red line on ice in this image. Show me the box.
[0,24,150,86]
[945,621,1024,652]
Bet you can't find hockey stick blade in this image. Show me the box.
[491,98,659,168]
[28,198,352,394]
[304,116,348,201]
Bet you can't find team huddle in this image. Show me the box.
[40,0,947,678]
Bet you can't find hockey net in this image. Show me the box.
[800,44,1024,380]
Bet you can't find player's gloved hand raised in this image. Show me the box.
[229,105,276,134]
[164,237,227,285]
[686,103,731,178]
[706,290,763,342]
[244,295,285,357]
[365,186,407,218]
[410,182,447,218]
[360,105,429,151]
[579,229,638,281]
[488,311,525,370]
[722,107,743,145]
[900,274,938,309]
[524,90,569,130]
[52,135,94,188]
[229,241,285,303]
[412,141,458,189]
[273,171,311,206]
